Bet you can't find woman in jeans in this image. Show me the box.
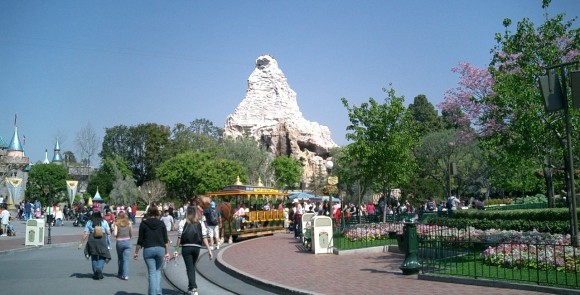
[173,204,213,295]
[78,211,111,280]
[113,212,132,280]
[134,206,170,295]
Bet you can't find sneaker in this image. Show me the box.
[216,243,220,250]
[94,269,103,280]
[210,245,215,250]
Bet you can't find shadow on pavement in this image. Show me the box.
[69,272,94,279]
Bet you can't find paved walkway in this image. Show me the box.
[0,218,569,295]
[216,233,551,295]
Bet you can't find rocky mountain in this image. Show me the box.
[223,55,337,184]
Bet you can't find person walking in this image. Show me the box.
[78,211,111,280]
[55,207,64,226]
[203,201,221,250]
[113,212,132,280]
[134,206,170,295]
[0,207,10,236]
[173,205,213,295]
[160,210,175,232]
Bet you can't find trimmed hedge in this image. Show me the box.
[427,208,575,235]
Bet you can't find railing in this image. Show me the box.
[333,221,405,250]
[418,233,580,289]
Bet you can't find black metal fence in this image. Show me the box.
[418,228,580,289]
[334,221,404,250]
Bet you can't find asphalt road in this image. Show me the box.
[0,217,235,295]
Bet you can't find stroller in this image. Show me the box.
[6,221,15,236]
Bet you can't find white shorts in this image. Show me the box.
[207,225,219,239]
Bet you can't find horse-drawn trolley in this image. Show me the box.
[207,178,287,242]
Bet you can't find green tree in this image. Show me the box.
[164,119,222,158]
[196,159,248,194]
[408,94,442,136]
[63,151,77,164]
[109,167,140,206]
[341,85,419,212]
[27,163,69,205]
[331,145,371,205]
[157,151,246,201]
[100,123,171,185]
[271,155,303,190]
[87,156,132,200]
[218,136,271,185]
[487,7,579,200]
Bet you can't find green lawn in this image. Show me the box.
[334,235,397,250]
[423,252,580,289]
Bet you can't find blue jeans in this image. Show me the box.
[116,240,132,277]
[91,255,106,273]
[143,246,165,295]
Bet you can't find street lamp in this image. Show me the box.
[539,61,580,246]
[43,186,52,244]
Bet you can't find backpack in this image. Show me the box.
[427,201,435,211]
[446,198,453,210]
[180,222,202,245]
[209,208,219,225]
[93,222,103,239]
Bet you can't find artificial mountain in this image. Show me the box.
[223,55,337,184]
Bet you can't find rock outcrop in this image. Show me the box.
[224,55,337,183]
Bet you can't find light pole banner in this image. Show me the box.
[6,177,23,207]
[66,180,78,207]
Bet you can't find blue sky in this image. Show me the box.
[0,1,578,164]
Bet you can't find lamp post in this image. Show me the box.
[325,160,337,254]
[539,61,580,246]
[43,186,51,244]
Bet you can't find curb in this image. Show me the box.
[0,241,78,255]
[418,273,580,295]
[214,238,322,295]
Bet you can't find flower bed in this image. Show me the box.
[482,243,580,271]
[343,223,580,272]
[342,222,403,241]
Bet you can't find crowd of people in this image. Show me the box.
[73,198,215,295]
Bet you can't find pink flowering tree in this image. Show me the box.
[440,2,579,200]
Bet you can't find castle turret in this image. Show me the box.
[52,139,63,163]
[7,124,24,159]
[43,149,50,164]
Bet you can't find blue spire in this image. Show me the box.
[52,139,63,162]
[8,126,23,151]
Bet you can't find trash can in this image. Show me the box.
[25,219,45,246]
[399,222,421,275]
[311,216,333,254]
[301,213,315,244]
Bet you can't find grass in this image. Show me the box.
[423,251,580,289]
[333,234,397,250]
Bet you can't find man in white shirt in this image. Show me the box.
[0,207,10,236]
[160,210,175,231]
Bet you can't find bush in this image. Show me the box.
[484,198,512,206]
[427,208,574,235]
[514,194,547,204]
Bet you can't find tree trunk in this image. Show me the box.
[543,166,555,208]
